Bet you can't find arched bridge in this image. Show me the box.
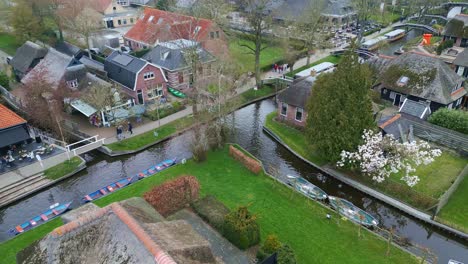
[441,2,468,8]
[393,23,439,34]
[331,49,377,59]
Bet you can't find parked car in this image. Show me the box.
[6,56,12,64]
[120,46,131,54]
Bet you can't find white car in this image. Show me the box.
[120,46,131,54]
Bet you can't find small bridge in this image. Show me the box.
[331,49,377,59]
[393,23,439,34]
[441,2,468,8]
[65,135,105,156]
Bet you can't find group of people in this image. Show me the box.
[273,63,289,73]
[116,122,133,141]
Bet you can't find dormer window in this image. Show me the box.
[194,26,201,34]
[68,79,78,89]
[162,51,170,60]
[144,72,155,80]
[148,16,154,22]
[397,76,409,87]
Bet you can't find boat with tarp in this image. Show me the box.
[286,175,328,200]
[384,29,406,42]
[168,87,187,98]
[136,158,177,179]
[328,196,379,227]
[8,202,72,236]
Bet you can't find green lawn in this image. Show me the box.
[437,171,468,234]
[0,218,63,264]
[43,157,83,180]
[264,112,327,166]
[93,146,418,264]
[0,32,20,55]
[229,38,284,73]
[286,55,342,78]
[239,85,276,103]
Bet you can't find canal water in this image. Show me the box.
[379,29,423,56]
[0,100,467,263]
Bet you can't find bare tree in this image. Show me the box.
[191,0,232,26]
[239,0,275,89]
[81,83,121,124]
[352,0,378,41]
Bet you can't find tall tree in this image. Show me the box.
[293,0,326,65]
[10,0,44,43]
[156,0,175,11]
[306,46,374,161]
[191,0,232,26]
[239,0,275,89]
[352,0,377,41]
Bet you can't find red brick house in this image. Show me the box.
[123,8,228,57]
[104,51,167,104]
[276,77,315,127]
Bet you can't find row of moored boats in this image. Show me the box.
[8,158,177,236]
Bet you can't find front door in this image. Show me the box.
[106,20,114,28]
[394,93,401,106]
[137,90,144,104]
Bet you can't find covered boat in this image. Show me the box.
[286,175,328,200]
[328,196,379,227]
[136,158,177,179]
[9,202,72,236]
[168,87,187,98]
[384,29,406,42]
[82,176,135,203]
[360,36,387,51]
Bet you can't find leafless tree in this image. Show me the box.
[81,83,121,123]
[352,0,378,41]
[191,0,232,26]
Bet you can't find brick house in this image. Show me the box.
[276,77,315,127]
[142,39,215,91]
[104,51,167,104]
[89,0,139,29]
[123,8,228,57]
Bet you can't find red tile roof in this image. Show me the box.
[0,104,26,129]
[379,114,401,129]
[124,8,214,46]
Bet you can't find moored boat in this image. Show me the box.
[136,158,177,179]
[286,175,328,200]
[83,176,135,203]
[384,29,406,42]
[360,36,387,51]
[8,202,72,236]
[328,196,379,227]
[168,87,187,98]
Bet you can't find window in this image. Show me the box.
[143,72,155,80]
[194,26,201,34]
[295,107,303,122]
[113,6,116,11]
[148,84,163,99]
[130,18,134,24]
[210,32,215,39]
[178,72,184,83]
[281,103,288,116]
[397,76,409,87]
[118,19,122,25]
[456,97,463,106]
[117,0,128,5]
[67,79,78,89]
[216,31,220,38]
[389,91,396,99]
[123,19,127,25]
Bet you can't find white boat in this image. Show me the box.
[384,29,406,42]
[294,62,335,79]
[360,36,387,51]
[448,260,464,264]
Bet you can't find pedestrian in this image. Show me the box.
[128,122,133,135]
[274,63,278,72]
[279,65,283,73]
[116,126,122,140]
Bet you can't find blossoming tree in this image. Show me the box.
[337,130,442,187]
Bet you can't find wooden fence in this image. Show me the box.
[434,164,468,216]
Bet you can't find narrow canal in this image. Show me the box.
[380,29,423,56]
[0,100,467,263]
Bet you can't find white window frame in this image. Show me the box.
[281,103,288,116]
[148,84,163,99]
[456,97,462,106]
[68,79,78,89]
[144,71,155,80]
[389,91,396,99]
[295,107,304,122]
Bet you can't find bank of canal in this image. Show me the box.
[0,99,467,263]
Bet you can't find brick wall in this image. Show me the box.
[135,64,168,103]
[276,102,307,127]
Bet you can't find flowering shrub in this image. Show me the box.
[337,130,442,187]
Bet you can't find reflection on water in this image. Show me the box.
[0,99,466,263]
[379,29,424,56]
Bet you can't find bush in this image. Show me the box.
[277,244,297,264]
[0,71,9,89]
[429,108,468,134]
[144,101,186,121]
[262,234,281,254]
[192,195,230,231]
[436,39,454,55]
[229,145,262,174]
[130,48,150,58]
[223,206,260,249]
[143,175,200,216]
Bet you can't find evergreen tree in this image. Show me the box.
[306,50,374,161]
[156,0,173,11]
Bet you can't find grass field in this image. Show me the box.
[285,55,342,78]
[93,146,418,264]
[229,38,284,73]
[43,157,83,180]
[0,32,19,55]
[437,170,468,234]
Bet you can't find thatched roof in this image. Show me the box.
[277,76,315,109]
[443,14,468,38]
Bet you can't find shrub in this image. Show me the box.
[229,145,262,174]
[277,244,297,264]
[144,101,186,121]
[0,71,9,89]
[223,206,260,249]
[429,108,468,134]
[130,48,150,58]
[262,234,281,254]
[143,175,200,216]
[192,195,230,231]
[436,39,454,55]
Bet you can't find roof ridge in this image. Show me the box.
[379,114,401,129]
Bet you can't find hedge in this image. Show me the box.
[192,195,230,231]
[144,175,200,216]
[277,244,297,264]
[0,71,9,90]
[436,39,454,55]
[229,145,262,174]
[144,101,186,121]
[428,108,468,134]
[223,206,260,249]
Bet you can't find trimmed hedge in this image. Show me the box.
[144,101,186,121]
[436,39,454,55]
[229,145,262,174]
[192,195,230,231]
[223,206,260,250]
[0,71,9,90]
[429,108,468,134]
[143,175,200,217]
[277,244,297,264]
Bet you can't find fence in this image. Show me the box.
[65,135,105,156]
[434,164,468,216]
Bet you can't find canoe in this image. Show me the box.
[136,158,177,179]
[168,87,186,98]
[448,259,464,264]
[328,196,379,227]
[82,176,134,203]
[9,202,72,236]
[286,175,328,200]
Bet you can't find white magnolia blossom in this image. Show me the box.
[337,130,442,187]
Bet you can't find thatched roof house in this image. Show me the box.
[442,14,468,47]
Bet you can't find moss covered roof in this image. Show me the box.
[443,14,468,38]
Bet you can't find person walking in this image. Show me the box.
[116,126,122,141]
[127,122,133,135]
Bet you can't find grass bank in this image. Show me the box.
[229,38,284,73]
[264,111,468,211]
[0,218,63,264]
[437,171,468,234]
[43,157,83,180]
[285,55,342,78]
[93,147,418,264]
[0,32,19,55]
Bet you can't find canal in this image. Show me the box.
[380,29,423,56]
[0,99,467,263]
